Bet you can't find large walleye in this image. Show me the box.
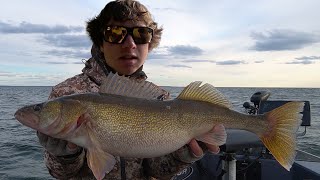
[15,73,303,180]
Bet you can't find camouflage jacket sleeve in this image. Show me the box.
[48,74,100,99]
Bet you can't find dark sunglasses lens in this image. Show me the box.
[104,26,153,44]
[104,26,127,43]
[132,27,153,44]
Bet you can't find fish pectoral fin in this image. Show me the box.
[85,123,116,180]
[87,147,116,180]
[195,124,227,146]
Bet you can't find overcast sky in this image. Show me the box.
[1,0,320,87]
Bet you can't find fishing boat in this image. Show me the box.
[173,91,320,180]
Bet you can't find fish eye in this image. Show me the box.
[33,104,43,111]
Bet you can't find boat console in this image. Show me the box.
[217,91,316,180]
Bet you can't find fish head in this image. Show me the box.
[15,98,87,137]
[15,100,63,132]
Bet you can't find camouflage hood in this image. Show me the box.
[82,45,147,86]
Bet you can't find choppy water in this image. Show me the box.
[0,86,319,179]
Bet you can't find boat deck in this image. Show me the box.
[295,150,320,162]
[294,150,320,178]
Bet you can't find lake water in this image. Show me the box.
[0,86,319,179]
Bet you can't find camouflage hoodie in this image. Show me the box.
[43,46,198,180]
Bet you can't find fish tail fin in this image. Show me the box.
[260,101,304,170]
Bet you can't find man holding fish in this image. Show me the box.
[15,0,303,180]
[20,0,219,179]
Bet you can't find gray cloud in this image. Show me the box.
[148,45,205,61]
[286,60,314,65]
[167,45,204,56]
[0,21,83,34]
[148,45,204,61]
[44,49,91,59]
[43,34,91,49]
[0,72,69,86]
[45,61,83,65]
[295,56,320,60]
[0,21,91,60]
[251,29,320,51]
[46,61,70,64]
[148,52,170,60]
[254,60,264,63]
[286,55,320,64]
[167,64,192,68]
[216,60,247,65]
[181,60,215,63]
[0,72,16,77]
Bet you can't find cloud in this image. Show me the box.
[0,71,73,86]
[254,60,264,63]
[0,72,43,78]
[148,52,170,60]
[0,71,16,77]
[0,21,83,34]
[167,45,204,56]
[286,55,320,64]
[43,49,91,59]
[286,60,314,65]
[167,64,192,68]
[42,34,91,49]
[295,56,320,60]
[181,60,215,63]
[251,29,320,51]
[216,60,247,65]
[45,61,84,65]
[148,45,205,61]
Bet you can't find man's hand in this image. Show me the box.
[37,131,82,157]
[173,138,220,163]
[188,139,220,158]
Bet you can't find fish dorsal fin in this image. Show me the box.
[99,72,165,100]
[177,81,232,109]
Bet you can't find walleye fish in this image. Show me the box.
[15,73,303,180]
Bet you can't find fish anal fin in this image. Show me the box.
[99,72,167,100]
[87,148,116,180]
[196,124,227,146]
[177,81,232,109]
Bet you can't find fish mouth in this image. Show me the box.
[14,107,62,136]
[14,110,39,130]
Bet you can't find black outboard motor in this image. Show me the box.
[250,91,271,107]
[243,91,271,115]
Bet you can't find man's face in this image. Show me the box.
[100,20,150,75]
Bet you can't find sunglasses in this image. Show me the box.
[103,26,153,44]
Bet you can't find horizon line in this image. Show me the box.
[1,85,319,89]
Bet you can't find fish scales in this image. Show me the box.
[61,93,268,157]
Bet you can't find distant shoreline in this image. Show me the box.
[0,85,53,87]
[1,85,319,89]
